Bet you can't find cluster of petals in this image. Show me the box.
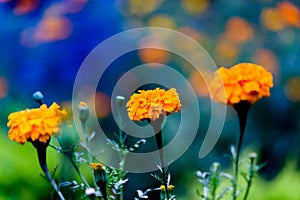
[210,63,273,105]
[90,163,105,171]
[7,103,67,144]
[126,88,181,121]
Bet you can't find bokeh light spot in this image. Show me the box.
[148,15,176,29]
[35,16,72,42]
[252,48,279,78]
[285,77,300,102]
[182,0,209,15]
[215,35,239,66]
[92,92,111,119]
[189,71,209,97]
[224,17,253,44]
[138,37,170,67]
[0,77,8,99]
[13,0,39,15]
[278,1,300,28]
[129,0,161,16]
[176,27,204,51]
[260,8,286,31]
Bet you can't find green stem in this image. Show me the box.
[81,121,93,164]
[70,158,91,187]
[53,139,91,188]
[150,117,170,200]
[80,121,103,196]
[243,175,253,200]
[232,101,251,200]
[243,156,255,200]
[117,104,126,200]
[32,141,65,200]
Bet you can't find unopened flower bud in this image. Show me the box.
[160,184,175,192]
[116,95,125,103]
[211,162,221,173]
[90,163,107,198]
[33,91,44,105]
[78,102,89,123]
[249,152,257,163]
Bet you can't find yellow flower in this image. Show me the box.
[7,103,67,144]
[90,162,105,171]
[126,88,181,121]
[160,184,175,192]
[210,63,273,105]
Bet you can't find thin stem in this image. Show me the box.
[232,101,251,200]
[70,158,91,187]
[80,120,105,198]
[150,117,170,200]
[243,156,256,200]
[117,103,126,200]
[243,175,253,200]
[53,138,91,189]
[33,141,65,200]
[81,121,93,164]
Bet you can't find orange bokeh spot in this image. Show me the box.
[129,0,160,16]
[224,17,253,44]
[92,92,111,119]
[138,48,169,66]
[35,16,72,42]
[138,37,169,66]
[179,27,203,42]
[252,48,279,77]
[189,71,209,97]
[0,77,8,99]
[215,35,240,66]
[261,8,286,31]
[182,0,209,15]
[278,1,300,28]
[285,77,300,102]
[13,0,39,15]
[147,15,176,30]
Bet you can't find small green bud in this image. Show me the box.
[211,162,221,173]
[78,101,89,123]
[116,95,125,103]
[33,91,44,104]
[249,152,257,163]
[90,163,107,198]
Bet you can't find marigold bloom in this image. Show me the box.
[90,162,105,171]
[160,184,175,191]
[7,103,67,144]
[126,88,181,121]
[210,63,273,105]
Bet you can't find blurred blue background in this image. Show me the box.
[1,0,300,199]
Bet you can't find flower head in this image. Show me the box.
[90,162,105,171]
[126,88,181,121]
[160,184,175,192]
[7,102,67,144]
[210,63,273,105]
[90,162,107,197]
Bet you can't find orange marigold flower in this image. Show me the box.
[90,162,105,171]
[126,88,181,121]
[210,63,273,105]
[160,184,175,191]
[7,102,67,144]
